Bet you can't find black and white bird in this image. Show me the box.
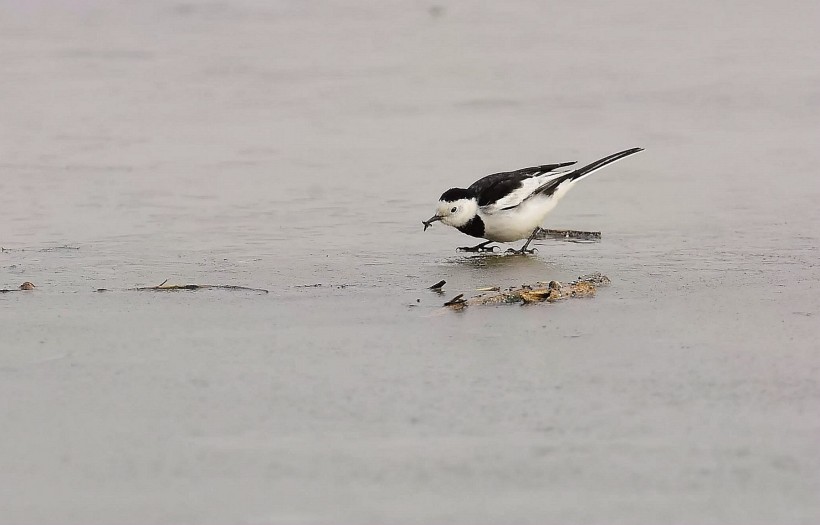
[422,147,643,253]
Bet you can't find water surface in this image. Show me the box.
[1,1,819,523]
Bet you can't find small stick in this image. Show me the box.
[127,282,268,293]
[534,228,601,240]
[429,280,446,290]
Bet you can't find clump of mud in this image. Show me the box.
[443,273,610,310]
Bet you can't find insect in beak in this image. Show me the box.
[422,215,442,231]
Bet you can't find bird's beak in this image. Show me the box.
[422,215,442,231]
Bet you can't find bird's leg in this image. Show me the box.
[457,240,499,253]
[507,228,540,255]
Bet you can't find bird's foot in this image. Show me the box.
[506,247,538,255]
[457,241,499,253]
[506,228,540,255]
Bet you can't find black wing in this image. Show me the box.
[468,161,576,207]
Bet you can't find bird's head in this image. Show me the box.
[423,188,478,231]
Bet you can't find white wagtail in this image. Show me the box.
[422,147,643,253]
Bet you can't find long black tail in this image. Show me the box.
[533,147,643,197]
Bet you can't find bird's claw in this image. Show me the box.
[506,247,538,255]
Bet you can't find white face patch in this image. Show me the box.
[436,198,478,228]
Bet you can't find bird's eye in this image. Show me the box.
[451,207,457,213]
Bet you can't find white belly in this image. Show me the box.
[479,193,563,242]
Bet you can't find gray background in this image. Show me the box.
[2,1,819,523]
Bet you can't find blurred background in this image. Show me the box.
[1,1,819,523]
